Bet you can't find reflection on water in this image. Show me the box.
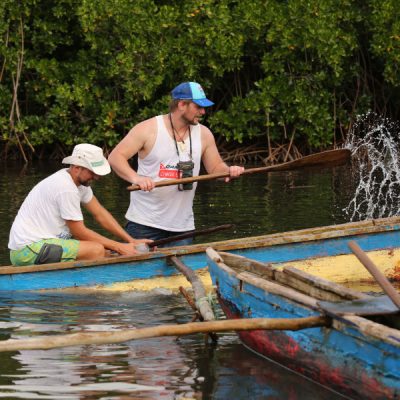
[0,161,355,398]
[0,291,345,399]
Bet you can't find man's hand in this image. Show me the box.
[114,239,153,255]
[134,176,156,191]
[224,166,245,182]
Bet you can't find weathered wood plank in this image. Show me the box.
[282,266,369,300]
[237,271,320,309]
[217,251,274,278]
[334,315,400,348]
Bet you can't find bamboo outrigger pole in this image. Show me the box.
[0,317,328,352]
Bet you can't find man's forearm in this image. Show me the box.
[94,210,134,242]
[71,225,123,251]
[210,161,230,174]
[108,154,138,183]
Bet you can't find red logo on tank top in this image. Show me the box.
[159,163,179,179]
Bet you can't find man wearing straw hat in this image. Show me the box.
[8,143,151,266]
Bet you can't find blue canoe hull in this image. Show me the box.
[2,216,400,291]
[206,250,400,399]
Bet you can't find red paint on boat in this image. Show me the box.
[219,298,396,400]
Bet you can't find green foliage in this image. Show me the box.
[209,0,363,147]
[368,0,400,85]
[0,0,400,157]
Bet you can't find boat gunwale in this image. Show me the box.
[2,216,400,276]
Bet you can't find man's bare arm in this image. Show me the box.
[108,118,157,190]
[201,126,244,180]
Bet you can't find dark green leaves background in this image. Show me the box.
[1,0,399,157]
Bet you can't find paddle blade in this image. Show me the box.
[266,149,351,172]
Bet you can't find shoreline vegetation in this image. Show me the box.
[0,139,329,166]
[1,1,399,163]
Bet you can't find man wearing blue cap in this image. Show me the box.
[108,82,244,245]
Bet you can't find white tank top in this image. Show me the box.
[125,115,202,231]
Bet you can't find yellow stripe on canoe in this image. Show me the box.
[53,267,213,293]
[273,248,400,292]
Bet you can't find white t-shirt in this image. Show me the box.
[8,169,93,250]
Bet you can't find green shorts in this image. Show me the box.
[10,238,80,266]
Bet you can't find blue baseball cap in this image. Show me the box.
[171,82,214,107]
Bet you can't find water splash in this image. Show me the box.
[344,112,400,221]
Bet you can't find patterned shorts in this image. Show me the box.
[10,238,80,266]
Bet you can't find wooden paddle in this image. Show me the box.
[149,224,234,248]
[127,148,351,191]
[0,316,328,352]
[348,240,400,309]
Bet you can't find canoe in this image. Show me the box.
[205,248,400,400]
[2,215,400,292]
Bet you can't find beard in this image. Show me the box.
[77,175,93,187]
[78,179,91,187]
[181,113,201,126]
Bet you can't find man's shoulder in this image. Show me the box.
[198,123,213,137]
[129,116,158,136]
[39,169,68,186]
[43,169,77,193]
[136,115,159,128]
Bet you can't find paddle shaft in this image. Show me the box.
[127,149,351,191]
[348,240,400,309]
[149,224,234,248]
[0,316,328,351]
